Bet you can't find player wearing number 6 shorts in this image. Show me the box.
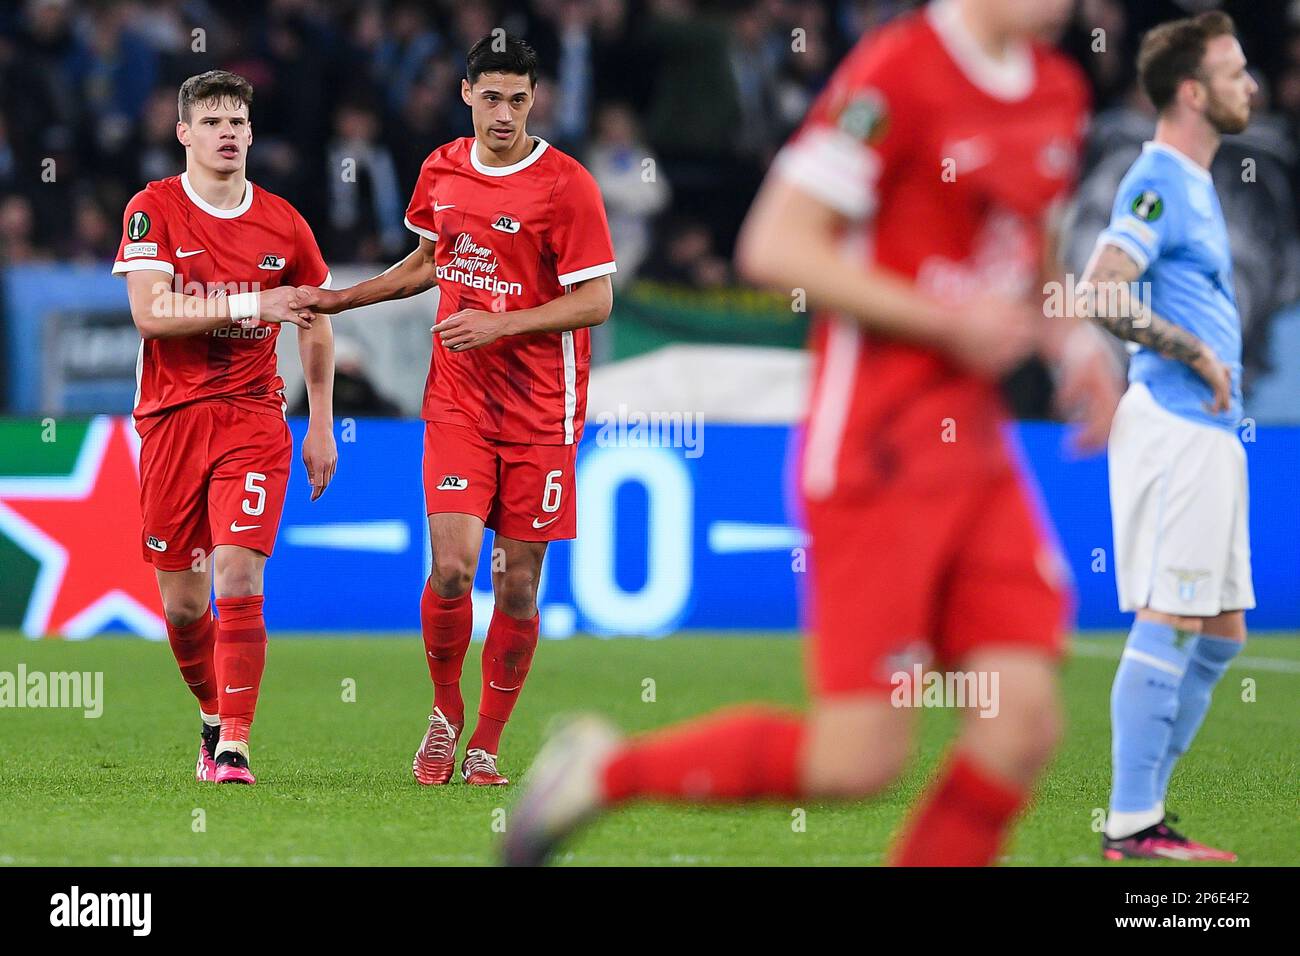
[113,71,337,786]
[290,34,615,786]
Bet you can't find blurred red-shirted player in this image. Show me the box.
[113,71,337,786]
[505,0,1123,866]
[293,35,615,787]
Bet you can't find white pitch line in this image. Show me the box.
[1071,640,1300,674]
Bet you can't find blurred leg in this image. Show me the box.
[891,650,1061,866]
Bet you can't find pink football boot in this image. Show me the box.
[214,750,256,785]
[196,723,220,782]
[1103,819,1237,862]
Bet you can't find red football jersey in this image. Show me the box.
[404,136,616,444]
[775,1,1089,499]
[112,173,331,431]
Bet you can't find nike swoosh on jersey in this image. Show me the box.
[224,685,253,694]
[175,247,206,258]
[229,522,261,532]
[488,681,522,692]
[532,515,560,529]
[434,202,455,211]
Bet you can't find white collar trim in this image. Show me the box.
[927,0,1034,102]
[181,171,254,218]
[470,136,549,177]
[1144,141,1213,184]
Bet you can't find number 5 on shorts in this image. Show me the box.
[243,472,267,516]
[542,469,563,513]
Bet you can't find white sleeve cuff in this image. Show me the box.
[1096,230,1151,273]
[773,127,879,221]
[112,259,175,277]
[404,216,438,242]
[558,261,617,286]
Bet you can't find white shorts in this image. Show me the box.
[1108,382,1254,617]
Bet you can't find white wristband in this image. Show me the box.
[227,291,260,321]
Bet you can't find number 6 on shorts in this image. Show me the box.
[541,469,563,514]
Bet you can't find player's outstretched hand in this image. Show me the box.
[434,309,507,352]
[291,285,345,315]
[948,295,1039,378]
[1190,345,1233,415]
[302,422,337,502]
[256,286,315,329]
[1054,323,1124,455]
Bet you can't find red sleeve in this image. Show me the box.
[771,27,916,222]
[403,152,439,243]
[288,208,332,289]
[550,162,617,287]
[1036,50,1091,230]
[1058,53,1092,193]
[111,188,176,277]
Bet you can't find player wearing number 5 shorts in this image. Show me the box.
[113,71,337,786]
[289,35,615,787]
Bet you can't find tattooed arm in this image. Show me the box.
[1075,242,1232,413]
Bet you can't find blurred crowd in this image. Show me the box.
[0,0,859,274]
[2,0,1299,390]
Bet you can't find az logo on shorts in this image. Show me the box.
[258,254,286,270]
[438,475,469,490]
[146,535,168,553]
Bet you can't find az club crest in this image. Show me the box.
[491,213,521,234]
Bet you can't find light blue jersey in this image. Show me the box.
[1098,141,1242,430]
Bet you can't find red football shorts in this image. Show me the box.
[803,465,1072,696]
[422,420,577,541]
[137,401,292,571]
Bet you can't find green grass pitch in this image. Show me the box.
[0,630,1295,866]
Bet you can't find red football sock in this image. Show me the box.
[166,608,219,715]
[214,595,267,746]
[467,608,539,754]
[601,705,806,803]
[889,752,1027,867]
[420,581,473,727]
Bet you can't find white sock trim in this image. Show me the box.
[200,710,221,727]
[1121,647,1185,678]
[215,740,250,760]
[1106,802,1164,840]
